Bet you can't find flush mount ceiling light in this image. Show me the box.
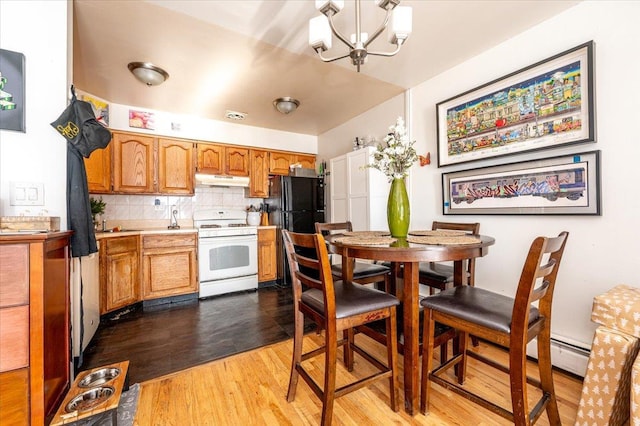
[127,62,169,86]
[273,97,300,115]
[309,0,412,72]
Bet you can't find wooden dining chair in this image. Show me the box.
[418,221,481,295]
[283,230,400,426]
[420,231,569,426]
[315,221,391,292]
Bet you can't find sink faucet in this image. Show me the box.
[168,206,180,229]
[102,219,107,232]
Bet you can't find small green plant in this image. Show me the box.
[90,197,106,220]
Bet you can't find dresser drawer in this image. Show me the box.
[0,367,29,425]
[0,305,29,372]
[0,244,29,308]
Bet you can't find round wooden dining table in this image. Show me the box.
[327,233,495,415]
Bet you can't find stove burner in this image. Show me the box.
[200,224,222,229]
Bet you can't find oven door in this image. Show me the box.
[198,234,258,283]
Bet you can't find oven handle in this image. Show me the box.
[198,234,257,244]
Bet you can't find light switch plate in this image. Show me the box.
[10,182,44,206]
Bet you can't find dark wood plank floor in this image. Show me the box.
[81,286,311,384]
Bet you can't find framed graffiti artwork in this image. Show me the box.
[442,150,601,215]
[436,41,595,167]
[0,48,26,132]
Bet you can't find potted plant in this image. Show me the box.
[90,197,106,229]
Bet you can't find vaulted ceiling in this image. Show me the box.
[73,0,580,136]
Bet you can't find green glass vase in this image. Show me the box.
[387,177,410,238]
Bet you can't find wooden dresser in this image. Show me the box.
[0,231,72,425]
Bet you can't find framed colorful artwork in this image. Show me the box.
[442,150,601,215]
[0,48,26,132]
[436,41,595,167]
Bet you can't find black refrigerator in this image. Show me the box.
[265,175,325,285]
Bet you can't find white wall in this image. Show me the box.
[317,93,405,163]
[405,1,640,348]
[106,101,317,154]
[0,1,69,222]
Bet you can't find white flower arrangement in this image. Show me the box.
[368,117,417,181]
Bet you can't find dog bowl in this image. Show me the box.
[78,367,121,388]
[65,386,115,413]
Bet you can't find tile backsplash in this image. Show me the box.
[93,186,263,226]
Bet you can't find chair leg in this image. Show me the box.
[420,309,436,414]
[386,307,400,412]
[287,310,304,402]
[322,326,338,426]
[344,328,355,371]
[538,328,561,425]
[508,343,530,425]
[456,332,468,384]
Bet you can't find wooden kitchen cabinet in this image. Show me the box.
[112,132,155,193]
[269,151,316,175]
[100,235,141,314]
[225,146,249,176]
[249,149,269,197]
[295,154,316,170]
[84,142,112,193]
[269,151,294,175]
[257,228,277,283]
[142,233,198,300]
[197,143,225,174]
[158,138,195,194]
[0,232,72,426]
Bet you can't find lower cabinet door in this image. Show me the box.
[143,248,197,299]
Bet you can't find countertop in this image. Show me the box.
[95,227,197,239]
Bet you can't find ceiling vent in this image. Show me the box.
[225,110,246,121]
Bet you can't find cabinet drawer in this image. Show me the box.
[104,236,138,255]
[0,367,29,425]
[143,233,196,249]
[0,244,29,308]
[0,305,29,372]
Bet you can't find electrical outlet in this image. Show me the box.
[154,198,164,211]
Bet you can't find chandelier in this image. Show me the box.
[308,0,412,72]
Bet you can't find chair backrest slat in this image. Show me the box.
[512,232,569,338]
[282,229,337,318]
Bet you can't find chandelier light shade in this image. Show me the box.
[127,62,169,86]
[273,97,300,114]
[308,0,412,71]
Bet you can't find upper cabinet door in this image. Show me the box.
[158,139,194,195]
[295,154,316,170]
[84,142,112,193]
[226,147,249,176]
[112,133,155,193]
[249,149,269,198]
[197,143,225,174]
[269,152,293,175]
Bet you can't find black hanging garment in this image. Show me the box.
[51,85,111,257]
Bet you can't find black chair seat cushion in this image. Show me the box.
[420,286,540,334]
[331,262,390,280]
[418,263,454,283]
[302,281,399,319]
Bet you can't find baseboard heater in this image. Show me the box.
[527,337,590,377]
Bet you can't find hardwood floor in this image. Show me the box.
[82,286,314,384]
[136,333,583,425]
[82,286,583,424]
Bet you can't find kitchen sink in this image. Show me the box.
[98,229,141,233]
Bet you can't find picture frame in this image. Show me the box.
[442,150,601,215]
[0,48,26,132]
[436,41,595,167]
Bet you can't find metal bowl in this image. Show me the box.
[65,386,115,413]
[78,367,121,388]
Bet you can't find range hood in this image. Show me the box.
[195,173,250,187]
